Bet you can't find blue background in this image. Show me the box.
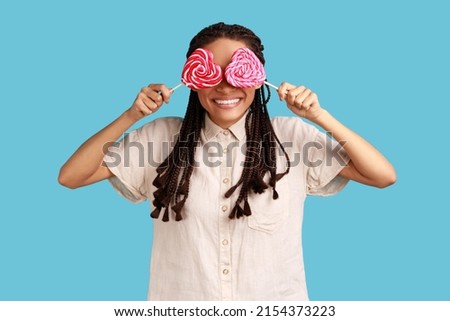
[1,0,449,300]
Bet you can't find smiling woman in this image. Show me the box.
[58,22,396,301]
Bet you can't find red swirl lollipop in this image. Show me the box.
[181,48,223,89]
[225,48,266,88]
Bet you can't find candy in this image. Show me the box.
[181,48,222,89]
[225,48,266,88]
[180,47,268,90]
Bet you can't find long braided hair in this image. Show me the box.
[151,22,290,222]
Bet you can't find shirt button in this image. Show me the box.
[223,148,228,154]
[223,130,230,136]
[223,178,229,184]
[221,205,228,212]
[223,269,229,275]
[222,239,229,245]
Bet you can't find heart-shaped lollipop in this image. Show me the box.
[181,48,223,89]
[225,48,266,88]
[176,47,276,92]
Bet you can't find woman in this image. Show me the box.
[59,22,396,300]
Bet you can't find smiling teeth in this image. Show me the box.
[214,99,240,105]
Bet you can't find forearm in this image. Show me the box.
[314,109,396,186]
[58,84,172,188]
[58,111,136,188]
[277,82,396,187]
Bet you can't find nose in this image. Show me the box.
[215,79,236,92]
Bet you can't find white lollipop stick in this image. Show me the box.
[170,83,183,92]
[264,81,278,90]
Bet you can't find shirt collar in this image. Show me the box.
[203,111,248,142]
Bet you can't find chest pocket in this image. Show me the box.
[246,177,289,234]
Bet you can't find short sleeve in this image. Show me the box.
[103,129,148,203]
[271,117,350,197]
[304,129,350,196]
[102,117,183,203]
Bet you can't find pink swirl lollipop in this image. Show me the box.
[181,48,223,89]
[225,48,266,88]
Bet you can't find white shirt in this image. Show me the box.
[104,113,349,300]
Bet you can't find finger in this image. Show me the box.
[293,88,311,108]
[285,86,306,106]
[142,86,164,107]
[149,83,172,105]
[310,100,320,109]
[139,92,158,111]
[278,82,296,101]
[284,85,306,106]
[159,85,172,104]
[134,100,154,116]
[302,92,318,108]
[148,83,165,92]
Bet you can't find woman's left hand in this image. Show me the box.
[278,82,324,122]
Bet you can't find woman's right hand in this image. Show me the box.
[126,83,172,121]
